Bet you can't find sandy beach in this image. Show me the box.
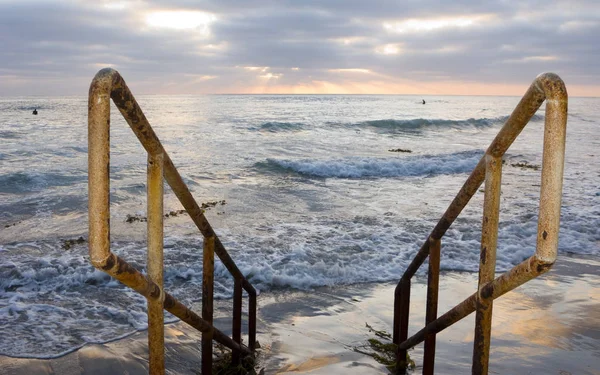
[1,254,598,375]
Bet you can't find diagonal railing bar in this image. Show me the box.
[88,68,257,375]
[392,72,567,375]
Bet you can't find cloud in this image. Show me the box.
[0,0,598,95]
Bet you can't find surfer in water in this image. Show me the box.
[32,108,38,115]
[422,99,426,105]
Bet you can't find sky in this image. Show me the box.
[0,0,599,96]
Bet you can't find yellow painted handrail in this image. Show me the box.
[392,73,568,375]
[88,68,256,375]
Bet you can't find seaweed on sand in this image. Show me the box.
[353,323,415,374]
[203,342,264,375]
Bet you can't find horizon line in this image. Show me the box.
[1,93,598,98]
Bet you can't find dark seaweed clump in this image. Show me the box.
[126,200,227,223]
[62,236,86,250]
[353,323,415,374]
[388,148,412,153]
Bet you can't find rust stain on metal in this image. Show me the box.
[202,236,215,374]
[249,293,257,352]
[147,152,165,375]
[423,238,441,375]
[88,68,256,374]
[472,154,502,374]
[393,72,567,374]
[232,278,243,365]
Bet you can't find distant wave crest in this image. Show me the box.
[258,150,483,178]
[0,171,83,194]
[249,115,544,134]
[0,131,23,139]
[251,121,306,132]
[352,115,520,132]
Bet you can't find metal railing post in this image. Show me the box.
[395,279,411,373]
[88,68,258,375]
[249,293,257,353]
[390,72,567,374]
[147,152,165,375]
[202,236,215,374]
[472,155,502,375]
[423,238,441,375]
[232,278,243,366]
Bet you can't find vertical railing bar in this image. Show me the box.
[105,68,256,296]
[88,69,258,375]
[534,80,568,263]
[147,152,165,375]
[391,73,567,373]
[423,238,441,375]
[249,293,257,353]
[202,236,215,375]
[395,279,411,373]
[472,154,502,375]
[393,288,400,344]
[397,74,547,284]
[232,278,243,366]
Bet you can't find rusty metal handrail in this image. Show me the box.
[393,73,567,375]
[88,68,257,375]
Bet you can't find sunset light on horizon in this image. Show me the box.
[0,0,599,96]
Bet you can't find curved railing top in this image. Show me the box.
[88,68,256,296]
[398,72,567,283]
[393,72,567,374]
[88,68,258,368]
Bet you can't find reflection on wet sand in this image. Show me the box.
[264,255,600,374]
[486,257,600,374]
[0,255,598,374]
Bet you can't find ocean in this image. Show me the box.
[0,93,598,358]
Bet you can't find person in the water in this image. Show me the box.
[32,108,38,115]
[422,99,426,105]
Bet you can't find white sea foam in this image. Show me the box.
[1,94,598,358]
[262,150,482,178]
[1,192,598,357]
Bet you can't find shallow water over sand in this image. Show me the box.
[1,256,598,374]
[0,94,599,357]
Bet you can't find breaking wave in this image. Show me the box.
[258,150,483,178]
[250,121,306,132]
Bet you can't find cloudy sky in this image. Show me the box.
[1,0,599,96]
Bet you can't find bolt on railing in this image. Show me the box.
[88,68,257,375]
[392,73,568,375]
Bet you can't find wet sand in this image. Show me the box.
[1,255,599,374]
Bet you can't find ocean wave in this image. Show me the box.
[342,114,544,133]
[250,121,306,132]
[246,115,546,134]
[356,116,506,132]
[258,150,483,178]
[0,130,23,139]
[1,200,598,357]
[0,171,84,194]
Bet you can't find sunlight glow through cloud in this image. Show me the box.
[523,55,558,61]
[195,75,217,81]
[103,2,128,10]
[329,68,372,74]
[260,73,282,79]
[559,20,599,32]
[384,15,490,33]
[244,66,269,72]
[146,10,216,32]
[376,44,401,55]
[0,0,598,96]
[505,55,559,63]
